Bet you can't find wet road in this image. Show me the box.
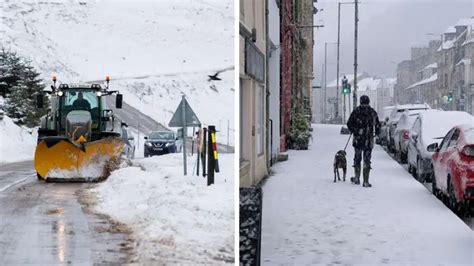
[106,96,168,134]
[0,161,131,265]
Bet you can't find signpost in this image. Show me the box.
[169,95,201,175]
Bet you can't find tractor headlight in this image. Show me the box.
[145,141,152,147]
[96,91,103,97]
[57,91,63,96]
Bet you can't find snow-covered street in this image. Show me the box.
[261,124,474,265]
[92,153,235,264]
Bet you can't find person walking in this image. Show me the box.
[346,95,380,187]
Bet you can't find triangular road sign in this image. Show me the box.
[169,96,201,127]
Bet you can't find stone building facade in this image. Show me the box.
[239,0,268,187]
[395,17,474,114]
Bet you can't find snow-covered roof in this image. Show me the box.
[444,26,456,34]
[439,18,474,50]
[455,58,471,66]
[357,77,380,91]
[405,73,437,90]
[438,39,455,51]
[455,17,474,27]
[422,63,437,70]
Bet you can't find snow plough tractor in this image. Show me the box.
[34,76,125,181]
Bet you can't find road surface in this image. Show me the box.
[0,161,132,265]
[107,97,234,154]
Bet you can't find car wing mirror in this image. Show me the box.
[116,94,123,109]
[144,136,148,140]
[427,143,439,152]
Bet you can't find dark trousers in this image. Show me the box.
[354,148,372,178]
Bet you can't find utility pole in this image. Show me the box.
[324,43,328,122]
[321,63,324,123]
[336,2,341,123]
[353,0,359,110]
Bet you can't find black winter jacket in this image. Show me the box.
[347,104,381,149]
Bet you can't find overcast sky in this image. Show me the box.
[313,0,474,85]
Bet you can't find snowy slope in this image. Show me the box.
[92,153,235,264]
[1,0,234,145]
[0,115,37,163]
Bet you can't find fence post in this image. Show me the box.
[207,125,216,185]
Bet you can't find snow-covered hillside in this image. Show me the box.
[0,115,37,163]
[1,0,234,144]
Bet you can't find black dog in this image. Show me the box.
[333,150,347,182]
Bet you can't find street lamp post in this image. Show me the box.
[337,1,356,122]
[353,0,359,111]
[324,42,337,123]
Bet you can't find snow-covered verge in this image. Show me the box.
[0,115,36,163]
[261,124,474,265]
[91,153,235,264]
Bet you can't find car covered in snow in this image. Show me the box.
[376,106,395,145]
[386,104,430,152]
[393,109,428,163]
[144,131,182,157]
[428,124,474,213]
[407,110,474,182]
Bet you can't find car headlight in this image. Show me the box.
[165,142,174,147]
[145,142,152,147]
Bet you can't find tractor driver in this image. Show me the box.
[72,92,91,110]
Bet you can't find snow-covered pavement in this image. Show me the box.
[91,153,235,264]
[261,124,474,265]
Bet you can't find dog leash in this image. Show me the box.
[343,134,352,151]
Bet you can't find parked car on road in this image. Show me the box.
[407,110,473,182]
[429,124,474,214]
[377,106,394,145]
[144,131,182,157]
[386,104,430,152]
[393,110,428,163]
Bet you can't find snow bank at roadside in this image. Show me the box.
[0,115,36,163]
[92,153,234,264]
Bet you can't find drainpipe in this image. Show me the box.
[265,0,271,172]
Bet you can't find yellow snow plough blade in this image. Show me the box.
[34,137,124,181]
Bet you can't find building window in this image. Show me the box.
[256,84,264,156]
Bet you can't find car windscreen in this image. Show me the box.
[149,132,174,140]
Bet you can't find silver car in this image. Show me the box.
[393,110,426,163]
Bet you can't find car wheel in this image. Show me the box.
[448,177,463,215]
[401,151,407,164]
[432,174,441,199]
[416,158,425,182]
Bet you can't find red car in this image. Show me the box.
[428,124,474,213]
